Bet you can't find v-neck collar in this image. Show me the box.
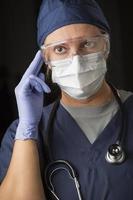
[59,102,121,153]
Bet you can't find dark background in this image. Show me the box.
[0,0,133,141]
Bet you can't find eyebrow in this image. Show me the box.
[44,34,102,48]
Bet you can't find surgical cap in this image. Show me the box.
[37,0,110,46]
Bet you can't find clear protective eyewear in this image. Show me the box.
[41,33,110,65]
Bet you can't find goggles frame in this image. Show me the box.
[41,33,110,64]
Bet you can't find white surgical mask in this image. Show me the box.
[51,52,107,100]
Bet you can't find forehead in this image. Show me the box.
[44,24,102,45]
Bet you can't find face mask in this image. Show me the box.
[51,52,107,100]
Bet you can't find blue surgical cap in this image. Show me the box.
[37,0,110,46]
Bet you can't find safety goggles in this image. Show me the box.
[41,33,110,65]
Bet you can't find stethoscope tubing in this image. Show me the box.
[44,160,83,200]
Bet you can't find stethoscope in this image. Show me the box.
[44,160,82,200]
[43,83,126,200]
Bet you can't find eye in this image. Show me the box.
[54,45,68,54]
[83,40,96,49]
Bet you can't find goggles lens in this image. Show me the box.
[41,34,109,64]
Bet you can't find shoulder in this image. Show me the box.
[119,89,133,108]
[118,89,133,103]
[0,119,19,148]
[0,119,19,182]
[119,90,133,121]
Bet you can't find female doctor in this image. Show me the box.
[0,0,133,199]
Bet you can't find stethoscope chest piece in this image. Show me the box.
[105,144,125,164]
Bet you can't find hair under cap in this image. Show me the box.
[37,0,110,46]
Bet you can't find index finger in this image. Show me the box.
[21,50,43,82]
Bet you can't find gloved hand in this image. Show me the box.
[15,50,51,140]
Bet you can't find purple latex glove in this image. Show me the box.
[15,50,51,140]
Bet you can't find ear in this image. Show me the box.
[103,34,110,60]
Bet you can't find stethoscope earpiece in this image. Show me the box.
[105,144,125,164]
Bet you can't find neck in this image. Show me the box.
[61,81,114,107]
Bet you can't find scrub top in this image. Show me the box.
[1,94,133,200]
